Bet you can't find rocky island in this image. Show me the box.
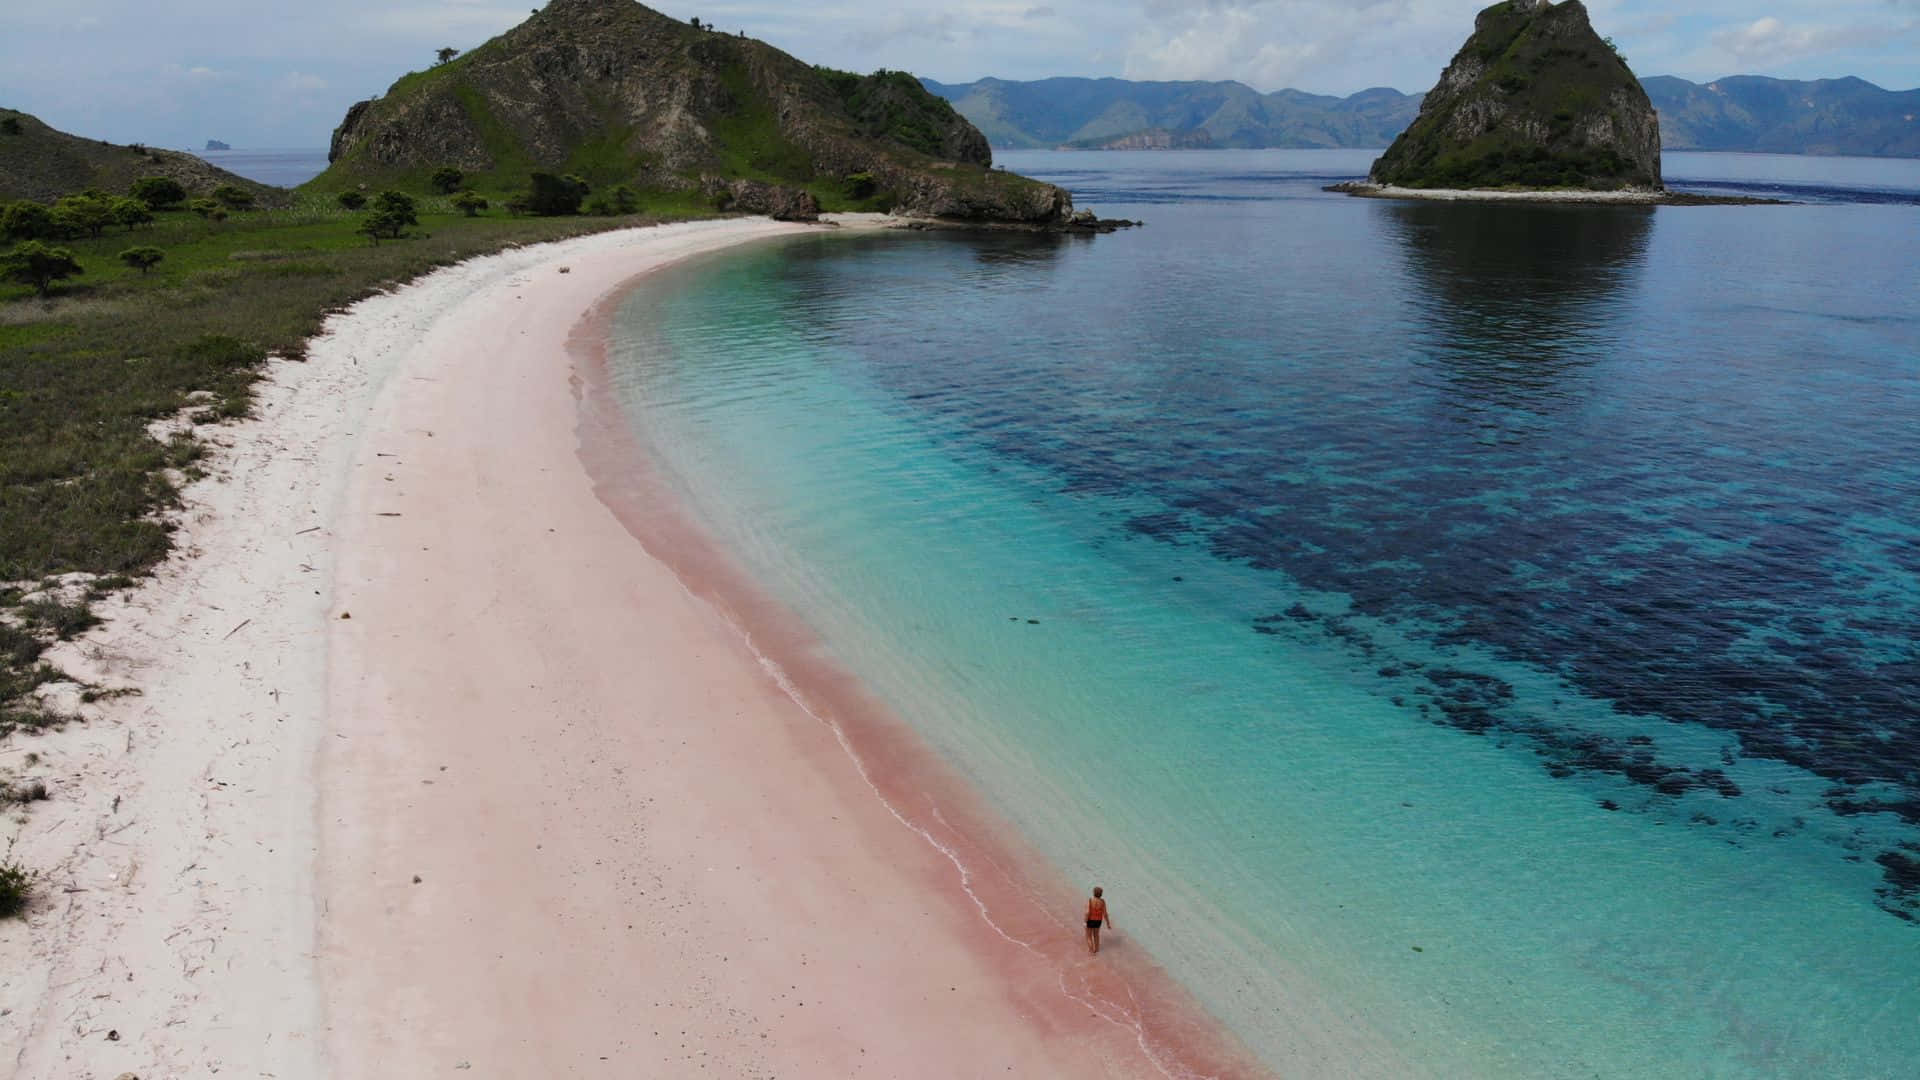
[320,0,1082,226]
[1338,0,1673,202]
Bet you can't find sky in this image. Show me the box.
[2,0,1917,148]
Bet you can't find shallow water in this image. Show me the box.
[605,150,1920,1077]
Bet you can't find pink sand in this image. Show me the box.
[319,219,1269,1078]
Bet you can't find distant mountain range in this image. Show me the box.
[922,74,1920,158]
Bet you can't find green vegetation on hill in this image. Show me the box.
[316,0,1065,223]
[1368,0,1662,190]
[1,164,712,734]
[0,107,282,206]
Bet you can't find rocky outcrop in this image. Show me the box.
[322,0,1070,224]
[1369,0,1661,190]
[702,177,820,221]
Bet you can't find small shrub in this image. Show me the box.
[1,201,54,241]
[360,190,419,242]
[51,195,114,239]
[0,860,32,918]
[0,117,21,136]
[610,185,639,214]
[337,190,368,211]
[430,166,464,194]
[210,185,254,210]
[110,196,153,231]
[120,246,165,274]
[1,240,84,296]
[130,176,187,209]
[187,197,221,218]
[450,191,488,217]
[523,172,589,216]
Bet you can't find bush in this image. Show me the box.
[1,240,84,296]
[210,185,254,210]
[523,172,589,216]
[430,166,464,194]
[130,176,187,209]
[187,198,221,218]
[337,190,367,211]
[0,859,31,918]
[0,118,21,137]
[51,195,114,239]
[119,246,165,274]
[360,190,419,242]
[610,184,639,214]
[1,201,54,241]
[450,191,488,217]
[110,196,153,231]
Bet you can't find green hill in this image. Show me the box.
[0,107,284,205]
[1644,75,1920,158]
[920,77,1423,150]
[315,0,1069,223]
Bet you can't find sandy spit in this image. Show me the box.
[2,216,1272,1079]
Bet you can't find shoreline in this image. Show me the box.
[3,217,1259,1078]
[1326,180,1787,205]
[308,217,1264,1076]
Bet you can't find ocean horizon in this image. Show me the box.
[599,150,1920,1076]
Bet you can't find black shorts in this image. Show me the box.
[1086,920,1103,930]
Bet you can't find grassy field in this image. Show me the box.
[1,187,716,733]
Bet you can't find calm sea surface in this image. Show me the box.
[191,149,330,188]
[610,149,1919,1076]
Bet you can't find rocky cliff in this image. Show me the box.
[1369,0,1661,190]
[319,0,1069,223]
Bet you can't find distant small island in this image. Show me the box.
[1365,0,1660,193]
[204,139,231,151]
[1330,0,1784,204]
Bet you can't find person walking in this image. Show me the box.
[1085,886,1111,954]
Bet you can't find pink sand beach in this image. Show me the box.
[1,218,1275,1078]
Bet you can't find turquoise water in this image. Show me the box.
[605,151,1920,1077]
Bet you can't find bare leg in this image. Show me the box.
[1091,926,1101,954]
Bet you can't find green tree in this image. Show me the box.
[110,196,153,231]
[187,198,221,218]
[450,191,489,217]
[430,166,464,194]
[360,190,419,241]
[118,246,165,274]
[0,201,54,241]
[524,172,589,216]
[51,194,114,239]
[130,176,187,209]
[337,190,368,210]
[436,46,460,65]
[210,184,254,210]
[610,184,639,213]
[1,241,84,296]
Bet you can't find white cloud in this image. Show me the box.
[1708,15,1906,64]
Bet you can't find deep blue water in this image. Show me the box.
[606,150,1920,1076]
